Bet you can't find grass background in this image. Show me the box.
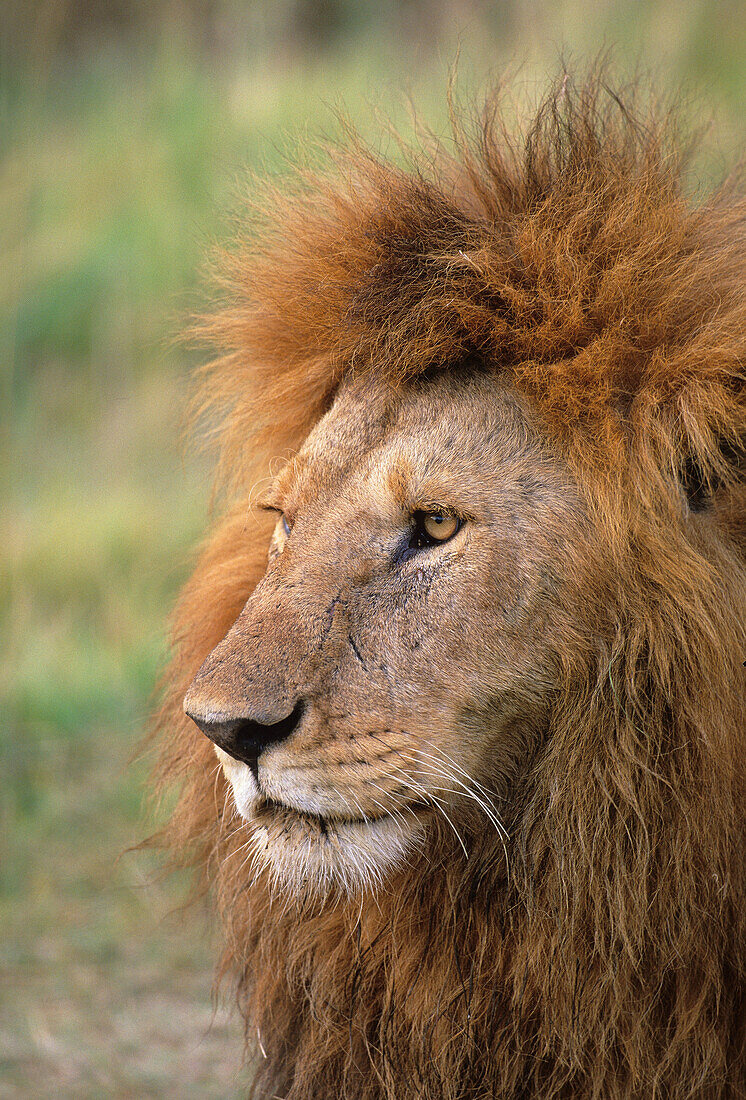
[2,1,746,1094]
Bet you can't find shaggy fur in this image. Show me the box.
[154,73,746,1099]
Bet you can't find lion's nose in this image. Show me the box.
[184,697,304,776]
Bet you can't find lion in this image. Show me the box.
[154,74,746,1099]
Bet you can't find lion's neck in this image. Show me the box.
[227,833,516,1100]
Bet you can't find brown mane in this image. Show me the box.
[154,72,746,1098]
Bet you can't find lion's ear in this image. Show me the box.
[680,434,746,513]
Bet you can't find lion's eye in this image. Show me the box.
[268,513,292,559]
[410,510,462,550]
[423,513,459,541]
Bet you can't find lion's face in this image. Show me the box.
[184,369,588,896]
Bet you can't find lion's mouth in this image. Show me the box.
[236,791,432,896]
[253,795,429,834]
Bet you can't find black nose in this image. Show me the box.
[185,700,304,777]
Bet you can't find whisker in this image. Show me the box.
[401,745,510,840]
[392,749,511,874]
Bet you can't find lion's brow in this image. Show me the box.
[257,454,310,509]
[368,451,476,518]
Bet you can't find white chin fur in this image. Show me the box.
[215,748,426,897]
[249,811,425,899]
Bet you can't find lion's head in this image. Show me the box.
[156,75,746,1100]
[184,369,587,897]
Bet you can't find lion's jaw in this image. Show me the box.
[185,370,586,899]
[213,745,427,897]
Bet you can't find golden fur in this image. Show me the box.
[154,74,746,1098]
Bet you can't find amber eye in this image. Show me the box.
[423,513,459,541]
[410,510,462,551]
[280,514,291,538]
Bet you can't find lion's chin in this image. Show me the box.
[235,796,427,899]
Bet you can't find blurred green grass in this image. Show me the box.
[3,1,746,1094]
